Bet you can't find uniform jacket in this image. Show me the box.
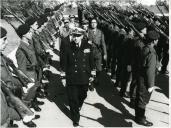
[88,28,107,55]
[60,38,95,85]
[141,45,158,88]
[16,41,37,77]
[0,87,10,126]
[0,54,14,85]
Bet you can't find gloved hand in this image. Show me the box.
[148,87,154,93]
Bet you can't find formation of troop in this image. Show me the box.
[0,1,169,128]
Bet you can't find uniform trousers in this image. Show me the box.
[66,84,88,122]
[135,75,152,121]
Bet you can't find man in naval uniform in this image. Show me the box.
[60,28,95,127]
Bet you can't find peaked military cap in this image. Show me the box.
[147,30,160,40]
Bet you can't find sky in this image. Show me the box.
[137,0,167,6]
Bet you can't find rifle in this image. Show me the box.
[3,6,25,24]
[125,18,145,40]
[156,3,168,24]
[1,80,34,118]
[2,54,34,87]
[136,12,169,40]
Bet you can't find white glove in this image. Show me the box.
[148,87,154,93]
[91,70,96,76]
[89,77,94,82]
[127,65,132,72]
[103,54,107,61]
[60,71,66,77]
[61,79,66,87]
[27,83,35,89]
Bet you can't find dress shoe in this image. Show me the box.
[33,115,40,120]
[9,120,18,127]
[37,91,46,99]
[135,119,153,126]
[31,104,41,112]
[36,100,44,105]
[73,122,79,127]
[23,121,36,127]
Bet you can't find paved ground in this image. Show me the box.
[1,19,169,127]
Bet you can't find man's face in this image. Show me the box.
[25,30,33,40]
[64,22,69,28]
[0,36,8,52]
[31,21,38,30]
[154,39,158,46]
[91,20,97,29]
[70,18,75,22]
[73,34,83,44]
[82,24,88,31]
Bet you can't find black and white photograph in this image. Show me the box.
[0,0,169,127]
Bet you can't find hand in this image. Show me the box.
[61,79,66,87]
[91,70,96,76]
[89,77,94,82]
[103,54,107,61]
[27,83,35,89]
[127,65,132,72]
[60,71,66,77]
[88,40,92,45]
[148,87,154,93]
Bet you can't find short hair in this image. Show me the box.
[0,27,7,38]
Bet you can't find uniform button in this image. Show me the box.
[75,70,77,73]
[75,65,77,67]
[73,53,75,55]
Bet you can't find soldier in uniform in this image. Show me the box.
[16,24,42,112]
[0,27,39,127]
[60,18,72,38]
[129,21,147,107]
[88,19,107,84]
[135,30,160,126]
[60,28,95,127]
[69,15,76,29]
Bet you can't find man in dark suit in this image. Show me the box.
[88,19,107,84]
[88,19,107,68]
[60,28,95,127]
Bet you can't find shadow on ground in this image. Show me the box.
[155,74,169,98]
[85,70,133,127]
[46,60,72,120]
[46,58,134,127]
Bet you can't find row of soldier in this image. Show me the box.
[68,3,168,127]
[0,6,64,127]
[83,3,168,127]
[0,2,169,128]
